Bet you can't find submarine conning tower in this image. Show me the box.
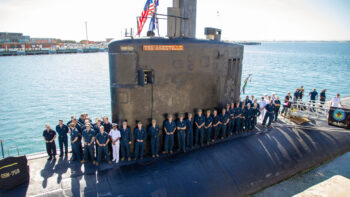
[108,0,243,139]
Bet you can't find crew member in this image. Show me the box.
[72,118,83,154]
[102,116,113,157]
[43,124,57,160]
[81,124,95,164]
[240,103,246,132]
[69,123,81,161]
[244,96,252,106]
[252,103,260,129]
[93,118,102,158]
[262,100,276,128]
[226,104,233,135]
[320,89,326,105]
[134,122,146,160]
[274,96,281,121]
[294,88,300,101]
[331,93,343,108]
[149,119,160,158]
[258,97,267,121]
[56,120,69,157]
[229,102,235,135]
[186,113,194,149]
[177,114,187,152]
[120,121,132,161]
[281,92,292,116]
[78,114,85,126]
[212,109,221,141]
[96,126,112,166]
[220,108,229,139]
[245,103,253,131]
[109,123,121,163]
[234,103,243,133]
[300,86,305,100]
[309,88,318,102]
[204,110,213,145]
[163,114,176,154]
[195,109,205,147]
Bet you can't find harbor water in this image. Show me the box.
[0,42,349,156]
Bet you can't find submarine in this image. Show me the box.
[1,0,350,196]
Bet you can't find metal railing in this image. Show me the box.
[290,100,330,120]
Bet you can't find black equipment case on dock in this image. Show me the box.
[0,156,29,190]
[328,107,350,129]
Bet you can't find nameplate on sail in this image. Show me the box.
[143,45,184,51]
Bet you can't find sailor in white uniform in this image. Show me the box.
[331,93,343,108]
[109,123,121,163]
[258,96,267,122]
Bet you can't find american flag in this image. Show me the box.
[137,0,158,35]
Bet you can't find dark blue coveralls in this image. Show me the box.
[164,120,176,153]
[96,131,110,163]
[43,129,56,158]
[120,127,132,159]
[204,115,213,143]
[229,108,235,135]
[148,125,159,156]
[186,118,194,149]
[176,120,186,152]
[220,113,229,138]
[244,108,253,130]
[263,103,276,127]
[226,107,233,135]
[234,108,243,132]
[195,115,205,146]
[56,124,68,156]
[212,114,221,140]
[252,108,261,129]
[93,124,101,158]
[82,128,95,161]
[274,99,281,121]
[70,128,81,161]
[134,127,146,159]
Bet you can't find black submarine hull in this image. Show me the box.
[100,126,350,196]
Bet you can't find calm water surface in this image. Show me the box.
[0,42,349,156]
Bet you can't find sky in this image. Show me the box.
[0,0,349,41]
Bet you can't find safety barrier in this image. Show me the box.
[290,100,330,120]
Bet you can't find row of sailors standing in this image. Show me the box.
[43,100,279,165]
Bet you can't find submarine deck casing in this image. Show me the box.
[108,38,243,142]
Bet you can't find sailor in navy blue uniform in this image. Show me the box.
[244,96,252,107]
[134,122,146,160]
[204,110,213,145]
[177,114,187,152]
[225,104,232,136]
[56,120,69,157]
[212,109,221,141]
[195,109,206,147]
[274,96,281,121]
[220,108,229,139]
[78,114,85,126]
[252,103,261,129]
[69,123,81,161]
[102,116,113,157]
[244,104,253,131]
[43,124,57,160]
[96,126,112,165]
[229,103,236,136]
[186,113,194,149]
[120,121,132,161]
[149,119,160,158]
[262,100,276,128]
[72,118,83,154]
[81,124,96,164]
[93,119,102,159]
[163,114,176,154]
[309,88,318,111]
[234,103,243,133]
